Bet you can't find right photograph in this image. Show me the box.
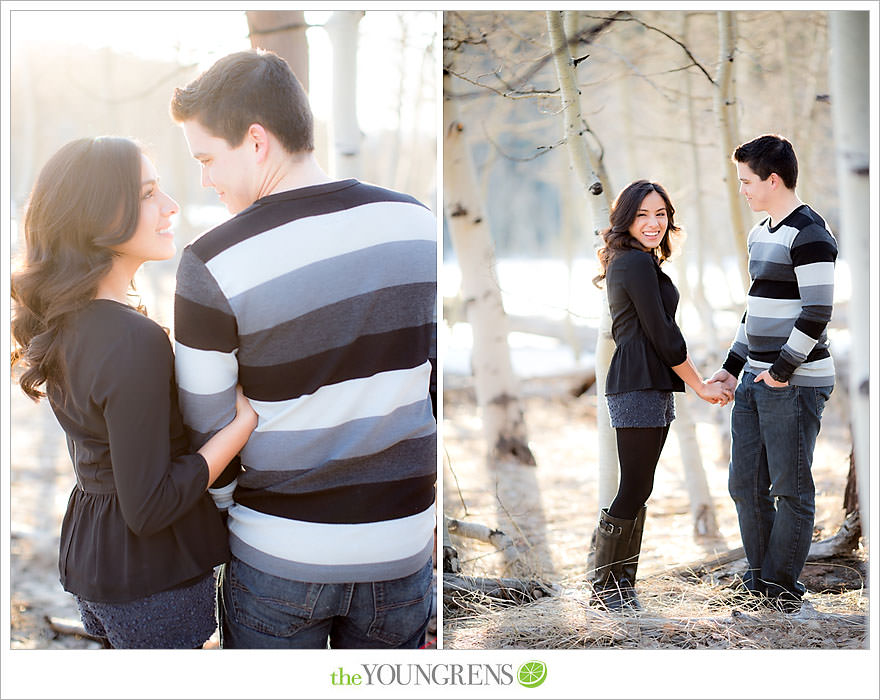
[441,9,869,650]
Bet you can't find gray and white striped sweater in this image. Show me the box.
[174,179,437,584]
[722,204,837,387]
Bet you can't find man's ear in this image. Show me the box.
[247,123,270,163]
[768,172,781,190]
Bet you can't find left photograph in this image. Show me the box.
[9,9,439,650]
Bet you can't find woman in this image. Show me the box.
[11,136,258,648]
[590,180,731,611]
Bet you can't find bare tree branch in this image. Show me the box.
[581,11,716,85]
[64,62,197,105]
[445,65,560,100]
[484,129,566,162]
[515,11,627,84]
[443,11,489,51]
[445,11,628,104]
[444,449,470,517]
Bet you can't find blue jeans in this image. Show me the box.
[217,556,433,649]
[728,372,832,602]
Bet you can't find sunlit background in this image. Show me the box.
[11,9,437,134]
[3,7,440,668]
[9,9,438,328]
[10,6,439,326]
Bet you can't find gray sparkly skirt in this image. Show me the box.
[606,389,675,428]
[75,572,216,648]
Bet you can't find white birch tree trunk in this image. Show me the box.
[326,10,364,179]
[557,13,583,365]
[779,11,798,146]
[561,176,583,362]
[246,10,309,92]
[11,46,36,252]
[682,13,719,350]
[791,17,827,206]
[384,14,408,190]
[672,393,722,538]
[594,307,618,512]
[828,10,870,538]
[714,11,750,295]
[545,11,618,513]
[397,33,436,195]
[443,72,535,465]
[668,36,722,536]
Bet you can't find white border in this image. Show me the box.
[3,3,878,700]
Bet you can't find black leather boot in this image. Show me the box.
[617,505,646,610]
[589,508,638,611]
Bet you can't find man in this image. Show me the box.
[710,134,837,613]
[169,50,437,648]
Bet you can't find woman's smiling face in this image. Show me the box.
[628,190,668,250]
[110,154,179,265]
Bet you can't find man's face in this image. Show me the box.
[181,120,257,215]
[736,161,773,214]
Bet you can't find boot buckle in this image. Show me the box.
[599,520,621,535]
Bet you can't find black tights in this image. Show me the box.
[607,425,670,520]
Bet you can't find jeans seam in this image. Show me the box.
[230,576,317,615]
[751,447,765,568]
[366,564,431,644]
[376,585,432,612]
[774,385,807,591]
[784,386,807,586]
[748,382,766,569]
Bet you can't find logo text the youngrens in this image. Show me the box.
[330,663,515,687]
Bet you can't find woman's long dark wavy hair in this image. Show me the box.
[11,136,146,401]
[592,179,682,288]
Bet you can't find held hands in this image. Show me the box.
[234,385,259,430]
[701,368,737,406]
[707,368,738,393]
[697,379,733,406]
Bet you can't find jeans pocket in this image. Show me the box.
[765,381,795,392]
[367,561,433,646]
[814,386,832,418]
[226,558,324,637]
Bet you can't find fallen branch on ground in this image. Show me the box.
[807,511,861,560]
[443,573,558,608]
[446,517,526,572]
[447,518,518,554]
[656,515,862,581]
[654,546,747,579]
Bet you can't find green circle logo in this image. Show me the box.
[517,660,547,688]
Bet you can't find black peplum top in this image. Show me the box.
[47,300,229,603]
[604,248,687,395]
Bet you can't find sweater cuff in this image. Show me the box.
[769,356,796,383]
[208,480,237,511]
[210,456,241,489]
[721,351,746,379]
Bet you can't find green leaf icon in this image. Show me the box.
[517,660,547,688]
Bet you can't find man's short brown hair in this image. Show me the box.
[732,134,798,190]
[170,49,314,154]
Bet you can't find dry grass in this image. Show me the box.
[442,377,869,650]
[443,571,868,650]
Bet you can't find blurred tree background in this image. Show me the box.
[442,8,861,412]
[441,8,870,589]
[5,7,438,652]
[10,8,437,328]
[443,9,837,268]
